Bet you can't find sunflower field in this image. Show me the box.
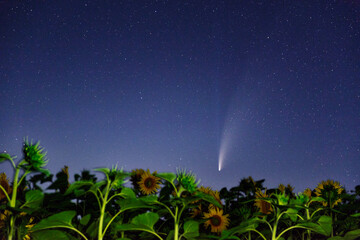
[1,140,360,240]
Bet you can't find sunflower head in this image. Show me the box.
[254,188,273,215]
[314,180,344,208]
[203,208,230,234]
[22,139,49,175]
[130,168,146,189]
[108,166,127,190]
[190,204,202,218]
[0,173,12,201]
[176,169,199,193]
[292,192,310,207]
[278,183,295,198]
[303,188,312,199]
[138,169,161,195]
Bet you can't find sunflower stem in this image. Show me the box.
[0,184,11,202]
[98,180,111,240]
[8,162,23,240]
[305,204,311,240]
[174,206,179,240]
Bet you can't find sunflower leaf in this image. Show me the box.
[296,215,332,236]
[32,211,76,231]
[166,230,175,240]
[22,189,44,210]
[0,153,14,163]
[31,229,77,240]
[344,229,360,240]
[131,212,159,230]
[285,208,298,222]
[79,214,91,226]
[182,220,199,239]
[156,172,176,184]
[116,198,155,212]
[121,187,136,199]
[89,180,106,192]
[220,218,260,239]
[65,180,94,195]
[194,191,222,208]
[115,213,160,235]
[94,167,110,175]
[310,197,326,202]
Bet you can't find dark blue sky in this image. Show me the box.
[1,0,359,192]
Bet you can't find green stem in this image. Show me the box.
[0,184,10,202]
[272,209,283,240]
[250,229,267,240]
[103,210,124,236]
[174,206,179,240]
[98,181,110,240]
[156,201,175,219]
[17,170,29,186]
[106,192,124,204]
[276,226,308,240]
[305,205,311,240]
[8,165,22,240]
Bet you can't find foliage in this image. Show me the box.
[1,140,360,240]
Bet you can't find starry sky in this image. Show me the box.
[1,0,359,192]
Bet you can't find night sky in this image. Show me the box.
[1,1,359,192]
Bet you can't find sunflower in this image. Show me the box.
[198,186,213,195]
[314,180,344,208]
[303,188,312,200]
[138,169,161,195]
[22,139,49,175]
[278,183,295,198]
[190,204,202,218]
[208,190,223,210]
[177,169,199,193]
[130,168,146,190]
[0,173,12,201]
[203,208,230,234]
[254,188,273,215]
[198,186,222,204]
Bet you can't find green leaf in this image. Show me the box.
[140,195,158,204]
[121,187,136,199]
[166,230,175,240]
[0,153,13,163]
[131,212,159,229]
[156,172,176,184]
[350,213,360,217]
[114,212,160,235]
[79,214,91,226]
[327,237,344,240]
[65,180,93,195]
[94,167,110,175]
[310,197,326,203]
[183,220,199,239]
[38,168,51,176]
[194,191,222,208]
[89,180,106,192]
[220,218,260,239]
[32,211,76,231]
[344,229,360,240]
[285,208,298,222]
[116,197,155,212]
[297,215,332,236]
[22,190,44,209]
[32,229,77,240]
